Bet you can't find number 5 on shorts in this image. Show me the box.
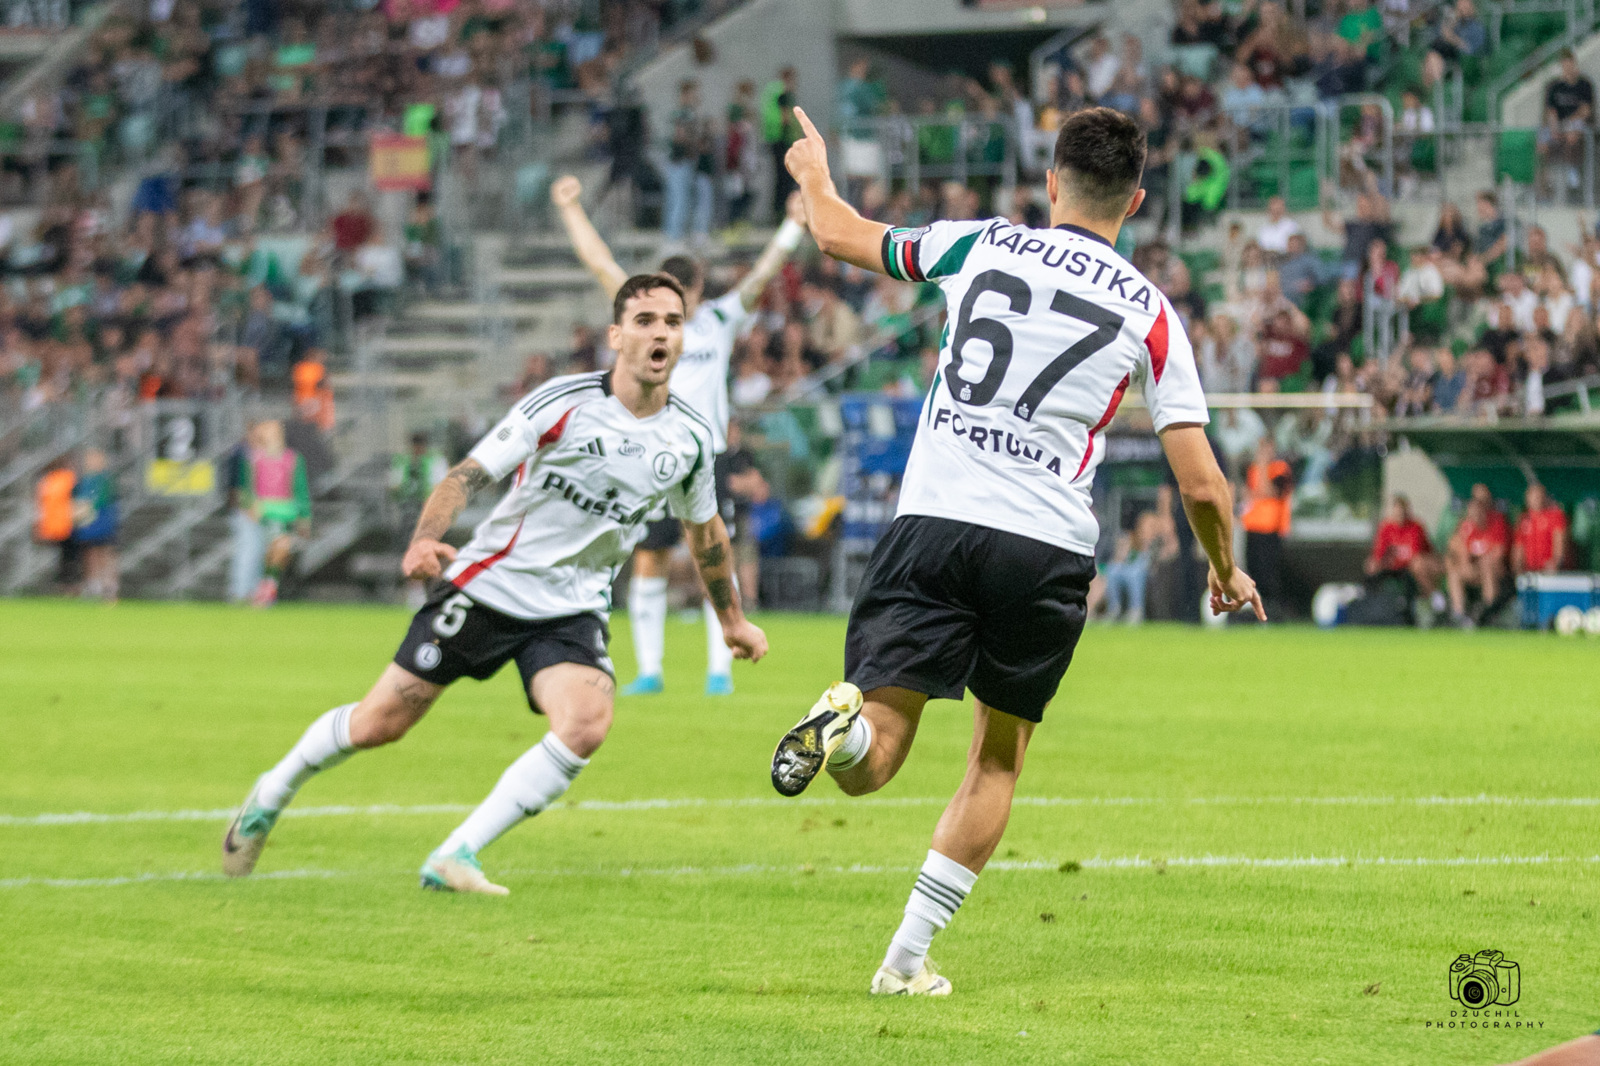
[432,593,472,638]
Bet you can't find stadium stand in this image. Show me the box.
[0,0,1594,626]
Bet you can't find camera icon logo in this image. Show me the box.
[1449,949,1521,1007]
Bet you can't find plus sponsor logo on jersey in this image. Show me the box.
[931,407,1065,476]
[538,471,653,525]
[977,220,1156,311]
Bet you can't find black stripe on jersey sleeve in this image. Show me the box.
[517,372,607,417]
[520,380,605,422]
[667,395,716,440]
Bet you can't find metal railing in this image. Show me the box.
[1488,0,1600,119]
[779,301,946,402]
[838,114,1020,195]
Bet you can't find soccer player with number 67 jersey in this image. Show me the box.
[222,273,767,894]
[771,106,1266,995]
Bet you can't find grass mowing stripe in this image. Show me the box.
[6,793,1600,827]
[7,854,1599,890]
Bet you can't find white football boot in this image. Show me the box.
[769,682,864,797]
[870,960,953,996]
[419,844,510,895]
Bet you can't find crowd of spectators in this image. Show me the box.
[0,0,694,424]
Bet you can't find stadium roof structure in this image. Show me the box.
[1389,411,1600,508]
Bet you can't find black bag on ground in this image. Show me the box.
[1343,588,1412,627]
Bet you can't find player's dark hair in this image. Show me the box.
[612,272,686,324]
[658,254,703,291]
[1052,107,1147,221]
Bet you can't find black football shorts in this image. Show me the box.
[844,515,1095,722]
[393,585,613,713]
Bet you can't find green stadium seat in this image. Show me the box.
[1181,249,1220,277]
[1410,136,1437,175]
[1495,129,1538,185]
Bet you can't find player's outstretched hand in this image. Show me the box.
[784,107,830,187]
[722,618,768,663]
[550,174,582,208]
[1209,564,1266,621]
[402,537,458,581]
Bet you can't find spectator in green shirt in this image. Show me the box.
[1338,0,1384,64]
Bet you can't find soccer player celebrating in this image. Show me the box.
[223,274,767,893]
[551,175,806,696]
[771,107,1264,994]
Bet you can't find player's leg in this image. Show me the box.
[771,517,971,798]
[624,534,675,694]
[423,616,616,894]
[868,524,1090,995]
[828,686,925,796]
[703,597,735,694]
[872,700,1033,996]
[223,664,444,877]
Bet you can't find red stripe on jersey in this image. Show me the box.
[452,515,526,589]
[1145,304,1170,384]
[537,408,575,449]
[1073,374,1131,480]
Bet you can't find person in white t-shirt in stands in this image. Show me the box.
[1254,196,1301,258]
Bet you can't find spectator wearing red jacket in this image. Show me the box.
[1367,494,1441,593]
[1445,483,1509,626]
[1513,483,1570,574]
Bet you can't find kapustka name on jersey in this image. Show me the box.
[932,407,1064,476]
[540,471,653,524]
[980,220,1154,311]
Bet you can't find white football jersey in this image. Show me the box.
[669,290,748,453]
[882,218,1209,556]
[448,371,718,620]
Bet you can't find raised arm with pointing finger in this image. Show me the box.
[784,107,892,273]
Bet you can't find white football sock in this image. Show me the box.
[441,733,589,855]
[629,576,668,678]
[256,703,356,811]
[704,599,733,677]
[826,714,873,771]
[882,849,979,976]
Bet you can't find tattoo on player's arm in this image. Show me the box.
[393,677,435,712]
[705,578,735,611]
[412,459,492,543]
[696,543,726,571]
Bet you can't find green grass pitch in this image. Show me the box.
[1,599,1598,1064]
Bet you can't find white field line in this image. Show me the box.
[3,793,1600,828]
[5,854,1599,890]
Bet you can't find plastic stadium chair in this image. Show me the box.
[1495,129,1538,185]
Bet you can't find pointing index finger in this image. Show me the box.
[793,106,822,142]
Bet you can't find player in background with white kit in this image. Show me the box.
[771,107,1265,994]
[552,176,807,696]
[222,274,767,893]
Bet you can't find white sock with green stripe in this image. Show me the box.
[882,850,979,976]
[441,733,589,855]
[256,704,356,811]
